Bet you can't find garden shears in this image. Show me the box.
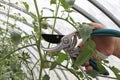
[42,28,120,76]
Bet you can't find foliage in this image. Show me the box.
[0,0,120,80]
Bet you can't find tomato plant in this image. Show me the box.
[0,0,120,80]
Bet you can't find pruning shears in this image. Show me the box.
[42,28,120,76]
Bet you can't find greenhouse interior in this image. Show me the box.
[0,0,120,80]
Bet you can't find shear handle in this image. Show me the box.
[70,47,109,75]
[89,58,109,75]
[92,28,120,37]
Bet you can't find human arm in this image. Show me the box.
[113,37,120,58]
[79,23,120,70]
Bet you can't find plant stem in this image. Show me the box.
[0,44,36,62]
[61,66,80,80]
[32,59,39,71]
[47,60,80,80]
[33,0,43,80]
[45,1,61,58]
[41,16,75,27]
[79,66,90,80]
[24,62,34,80]
[51,1,60,34]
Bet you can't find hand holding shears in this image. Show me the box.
[42,28,120,76]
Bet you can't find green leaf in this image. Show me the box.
[103,60,109,64]
[22,35,32,42]
[76,71,84,78]
[10,31,21,45]
[30,12,37,20]
[50,52,68,70]
[97,62,107,74]
[42,74,50,80]
[109,66,120,79]
[50,0,56,4]
[56,52,68,63]
[60,0,68,9]
[74,23,96,67]
[0,4,3,7]
[22,17,27,23]
[50,61,58,70]
[15,2,18,5]
[60,0,75,9]
[85,39,96,50]
[11,62,17,73]
[41,20,48,29]
[33,23,39,32]
[78,23,92,42]
[48,52,58,57]
[22,2,29,11]
[74,39,96,67]
[65,0,75,7]
[74,46,92,67]
[43,61,50,68]
[86,70,99,78]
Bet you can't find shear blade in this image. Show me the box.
[42,34,64,43]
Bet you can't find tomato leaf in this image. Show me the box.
[78,23,92,42]
[42,74,50,80]
[43,61,50,68]
[65,0,75,7]
[74,39,96,67]
[30,12,37,20]
[74,46,92,67]
[73,23,96,67]
[0,4,3,7]
[97,62,107,74]
[76,71,84,78]
[103,60,109,64]
[56,52,68,63]
[50,52,68,70]
[50,61,58,70]
[60,0,75,9]
[41,20,48,29]
[60,0,69,9]
[50,0,56,4]
[86,70,99,78]
[10,31,21,45]
[109,66,120,79]
[22,2,29,11]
